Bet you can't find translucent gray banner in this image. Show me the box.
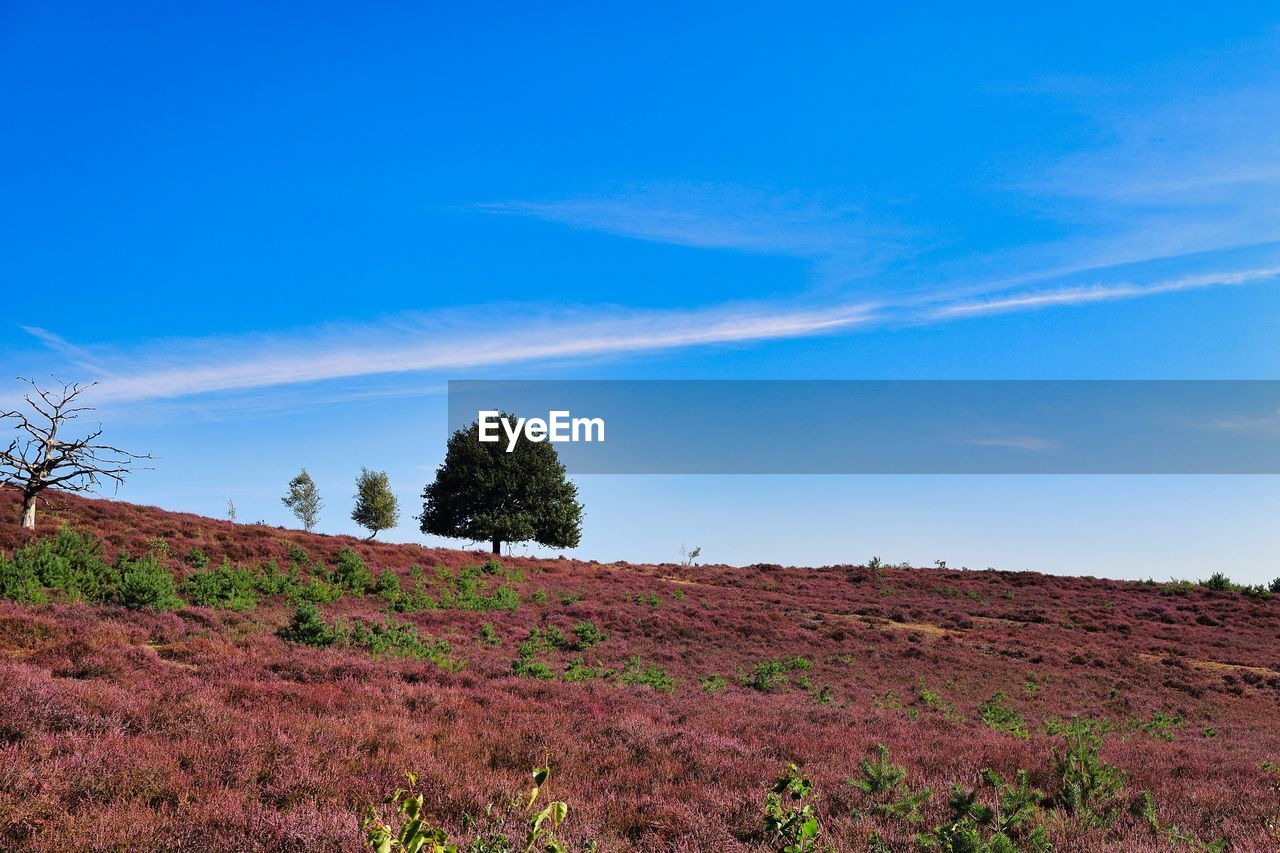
[446,380,1280,474]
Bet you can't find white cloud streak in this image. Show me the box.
[925,266,1280,320]
[21,255,1276,406]
[30,302,877,403]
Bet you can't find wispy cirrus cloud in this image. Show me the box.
[17,251,1277,408]
[479,182,911,287]
[22,300,877,404]
[925,265,1280,320]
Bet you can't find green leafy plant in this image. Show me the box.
[561,657,603,683]
[362,759,573,853]
[763,764,824,853]
[1137,710,1183,742]
[0,526,116,604]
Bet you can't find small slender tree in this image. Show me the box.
[352,468,398,540]
[227,499,237,523]
[282,469,322,531]
[421,413,583,554]
[1,377,149,529]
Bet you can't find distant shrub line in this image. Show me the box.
[0,527,523,619]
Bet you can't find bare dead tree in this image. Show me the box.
[0,377,151,529]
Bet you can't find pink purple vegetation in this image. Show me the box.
[0,489,1277,850]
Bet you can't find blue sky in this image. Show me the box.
[2,3,1278,580]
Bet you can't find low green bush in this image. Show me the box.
[183,559,257,610]
[278,601,337,647]
[117,553,182,611]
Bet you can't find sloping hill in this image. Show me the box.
[0,489,1277,851]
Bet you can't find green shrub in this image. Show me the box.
[286,543,311,568]
[848,743,931,824]
[478,622,501,645]
[511,626,570,679]
[0,552,44,603]
[373,569,401,599]
[979,691,1029,739]
[346,617,453,664]
[571,620,607,648]
[921,769,1049,852]
[0,527,116,603]
[433,564,521,611]
[362,763,571,853]
[1136,710,1183,741]
[617,656,675,692]
[333,547,373,593]
[184,547,209,569]
[562,657,603,682]
[521,626,569,655]
[1131,790,1225,850]
[278,601,336,647]
[183,559,257,610]
[254,559,293,596]
[742,656,813,692]
[1199,571,1233,591]
[117,553,182,611]
[512,657,556,679]
[1052,729,1124,827]
[701,674,728,692]
[294,576,343,604]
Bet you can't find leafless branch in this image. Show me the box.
[1,376,151,527]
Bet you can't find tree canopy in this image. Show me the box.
[281,469,322,531]
[352,468,399,540]
[420,414,583,554]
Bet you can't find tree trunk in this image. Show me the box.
[21,493,37,529]
[491,538,501,555]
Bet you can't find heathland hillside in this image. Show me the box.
[1,489,1278,851]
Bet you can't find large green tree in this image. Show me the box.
[421,414,583,554]
[352,468,399,540]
